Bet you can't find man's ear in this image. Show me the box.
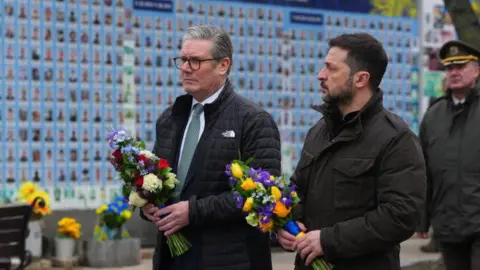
[354,71,370,89]
[218,58,231,75]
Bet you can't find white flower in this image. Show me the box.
[142,173,162,192]
[128,192,147,207]
[139,150,156,160]
[163,172,179,190]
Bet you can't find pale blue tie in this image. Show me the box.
[174,103,204,198]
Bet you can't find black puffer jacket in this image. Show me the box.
[149,79,281,270]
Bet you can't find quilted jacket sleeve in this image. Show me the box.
[188,111,282,227]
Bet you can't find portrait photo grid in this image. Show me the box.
[0,0,420,208]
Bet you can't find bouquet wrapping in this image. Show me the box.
[226,158,332,270]
[107,128,191,256]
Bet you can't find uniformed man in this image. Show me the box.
[417,39,480,270]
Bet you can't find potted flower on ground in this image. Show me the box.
[84,196,141,267]
[55,217,81,261]
[17,182,52,258]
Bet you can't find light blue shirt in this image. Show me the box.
[178,84,225,163]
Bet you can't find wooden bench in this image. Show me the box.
[0,197,45,270]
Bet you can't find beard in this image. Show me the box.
[322,76,355,106]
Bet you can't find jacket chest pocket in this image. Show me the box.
[333,158,376,209]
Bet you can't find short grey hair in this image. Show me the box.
[182,25,233,74]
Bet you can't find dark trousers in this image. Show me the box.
[440,236,480,270]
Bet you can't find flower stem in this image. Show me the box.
[166,232,191,257]
[311,258,332,270]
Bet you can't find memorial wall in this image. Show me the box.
[1,0,419,209]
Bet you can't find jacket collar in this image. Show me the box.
[312,89,384,134]
[171,78,234,118]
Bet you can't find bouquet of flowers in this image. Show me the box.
[94,196,132,241]
[57,217,82,240]
[226,159,332,270]
[107,128,191,256]
[18,181,52,220]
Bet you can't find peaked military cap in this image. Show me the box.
[439,40,480,66]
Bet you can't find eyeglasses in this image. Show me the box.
[172,57,220,71]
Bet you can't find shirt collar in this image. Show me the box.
[452,95,465,105]
[191,83,225,109]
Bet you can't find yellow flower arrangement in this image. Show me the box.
[18,182,52,219]
[227,159,332,270]
[57,217,82,239]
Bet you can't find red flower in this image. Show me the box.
[112,149,122,161]
[136,154,149,165]
[157,159,170,169]
[135,176,144,188]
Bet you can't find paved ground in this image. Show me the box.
[69,237,440,270]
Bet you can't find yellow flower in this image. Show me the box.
[57,217,82,239]
[19,182,37,201]
[58,217,76,227]
[121,210,132,220]
[291,191,298,198]
[271,186,282,201]
[270,175,275,180]
[242,197,254,212]
[258,218,274,232]
[96,205,108,214]
[240,177,257,191]
[28,190,51,216]
[273,201,291,218]
[231,163,243,179]
[71,230,81,239]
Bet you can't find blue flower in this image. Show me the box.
[107,129,130,149]
[259,212,273,224]
[121,145,133,154]
[229,177,237,187]
[233,192,244,209]
[131,147,140,155]
[248,168,257,178]
[281,197,292,208]
[262,178,275,186]
[258,203,274,214]
[225,164,232,177]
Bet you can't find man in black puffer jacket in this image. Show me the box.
[140,25,281,270]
